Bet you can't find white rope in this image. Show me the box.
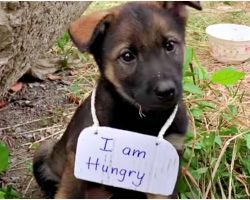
[157,104,178,141]
[91,86,100,127]
[90,85,178,139]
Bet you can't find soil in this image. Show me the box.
[0,72,79,198]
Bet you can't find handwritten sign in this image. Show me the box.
[74,126,179,196]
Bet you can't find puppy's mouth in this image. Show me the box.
[115,85,179,115]
[132,90,179,112]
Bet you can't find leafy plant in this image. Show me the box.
[0,186,19,199]
[0,142,9,173]
[179,47,249,199]
[0,142,20,199]
[55,32,92,70]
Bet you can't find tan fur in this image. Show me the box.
[146,193,170,199]
[69,11,111,50]
[55,152,113,199]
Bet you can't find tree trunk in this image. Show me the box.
[0,1,91,97]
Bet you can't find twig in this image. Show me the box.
[8,167,28,172]
[203,132,245,198]
[184,168,200,190]
[235,175,250,196]
[9,158,32,170]
[22,129,64,147]
[218,177,227,199]
[183,174,196,198]
[228,140,237,199]
[18,124,63,135]
[23,177,33,196]
[0,117,53,131]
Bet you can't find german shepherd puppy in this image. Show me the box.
[33,2,202,199]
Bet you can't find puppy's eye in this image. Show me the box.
[119,50,136,63]
[164,40,176,52]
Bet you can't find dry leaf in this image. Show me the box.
[68,94,81,105]
[0,99,7,109]
[10,82,23,92]
[70,70,78,76]
[47,74,62,81]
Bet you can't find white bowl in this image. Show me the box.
[206,23,250,64]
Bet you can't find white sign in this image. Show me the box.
[74,126,179,196]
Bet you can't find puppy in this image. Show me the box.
[33,2,202,199]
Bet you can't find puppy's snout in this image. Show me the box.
[154,80,176,100]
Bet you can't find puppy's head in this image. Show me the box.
[69,2,202,111]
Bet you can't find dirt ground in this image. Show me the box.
[0,3,250,198]
[0,72,79,198]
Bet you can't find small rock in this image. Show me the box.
[33,82,40,87]
[40,84,46,89]
[15,127,22,133]
[60,80,71,86]
[10,176,19,182]
[25,100,31,105]
[23,133,33,140]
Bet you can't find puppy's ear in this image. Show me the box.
[160,1,202,11]
[181,1,202,10]
[68,11,113,52]
[160,1,202,22]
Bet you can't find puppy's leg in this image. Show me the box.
[33,139,67,197]
[55,152,85,198]
[33,140,63,198]
[55,152,113,199]
[164,134,185,153]
[146,193,171,199]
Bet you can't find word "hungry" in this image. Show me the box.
[86,156,145,186]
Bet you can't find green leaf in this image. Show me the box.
[183,83,203,95]
[246,133,250,150]
[198,101,216,109]
[197,63,209,80]
[177,176,187,193]
[196,167,208,174]
[211,68,245,86]
[220,126,238,135]
[57,32,70,51]
[194,142,202,150]
[184,47,193,69]
[245,156,250,175]
[228,104,238,116]
[215,135,222,146]
[191,108,202,119]
[0,142,9,173]
[201,133,215,151]
[0,191,5,199]
[183,147,192,160]
[2,186,20,199]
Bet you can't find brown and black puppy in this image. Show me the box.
[33,2,202,199]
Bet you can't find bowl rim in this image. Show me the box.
[206,23,250,42]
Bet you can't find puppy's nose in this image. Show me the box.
[154,80,176,100]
